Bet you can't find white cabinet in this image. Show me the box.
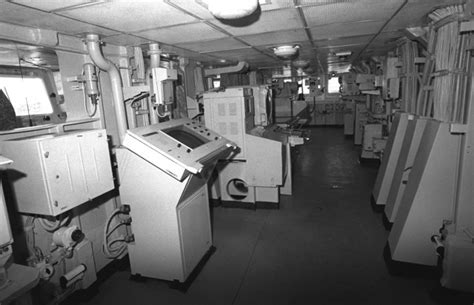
[1,130,114,216]
[204,87,254,160]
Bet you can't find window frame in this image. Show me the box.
[0,66,65,128]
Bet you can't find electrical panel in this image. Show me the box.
[0,129,114,216]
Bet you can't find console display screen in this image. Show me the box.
[162,125,210,149]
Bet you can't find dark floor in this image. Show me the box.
[70,127,472,305]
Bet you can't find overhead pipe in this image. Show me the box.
[148,43,171,118]
[145,68,158,124]
[145,67,159,124]
[149,43,161,69]
[86,34,127,144]
[204,61,248,77]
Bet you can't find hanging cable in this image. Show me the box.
[103,208,130,259]
[24,216,39,262]
[124,91,150,105]
[38,213,71,233]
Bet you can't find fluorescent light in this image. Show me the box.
[335,51,352,57]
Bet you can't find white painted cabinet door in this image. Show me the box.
[40,135,88,215]
[78,130,114,199]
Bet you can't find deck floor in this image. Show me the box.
[65,127,471,305]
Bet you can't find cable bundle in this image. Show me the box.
[397,39,419,113]
[428,4,464,22]
[428,4,471,123]
[103,207,130,259]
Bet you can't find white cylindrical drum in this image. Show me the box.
[60,264,86,288]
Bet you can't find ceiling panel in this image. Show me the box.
[237,29,308,47]
[205,47,270,62]
[313,34,372,49]
[246,57,279,64]
[371,31,403,47]
[302,0,404,27]
[0,2,119,36]
[167,0,215,19]
[135,22,228,44]
[364,47,394,57]
[102,34,153,46]
[10,0,101,12]
[384,3,440,31]
[298,0,355,6]
[175,37,248,53]
[298,48,318,58]
[134,41,219,63]
[259,0,295,11]
[209,8,302,36]
[310,20,384,41]
[57,0,198,33]
[0,0,460,72]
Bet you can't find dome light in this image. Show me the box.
[273,45,300,59]
[204,0,259,19]
[292,59,309,69]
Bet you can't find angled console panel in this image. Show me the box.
[385,118,428,222]
[388,120,461,266]
[372,112,410,205]
[123,118,235,181]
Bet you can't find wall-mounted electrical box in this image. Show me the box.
[0,129,114,216]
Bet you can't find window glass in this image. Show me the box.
[0,76,52,116]
[299,79,310,94]
[327,77,340,94]
[212,79,221,88]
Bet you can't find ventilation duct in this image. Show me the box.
[204,61,248,77]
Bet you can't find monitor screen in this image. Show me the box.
[162,125,210,149]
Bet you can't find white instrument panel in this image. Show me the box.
[122,118,235,181]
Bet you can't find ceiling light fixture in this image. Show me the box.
[292,59,309,69]
[334,51,352,57]
[201,0,259,19]
[273,45,300,60]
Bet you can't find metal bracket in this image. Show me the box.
[450,123,468,134]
